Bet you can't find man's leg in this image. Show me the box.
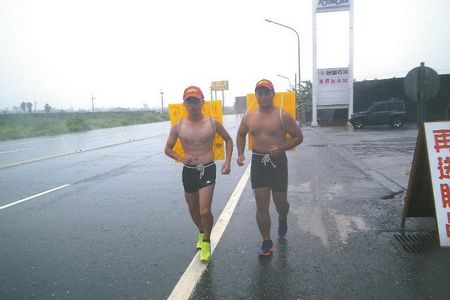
[254,187,271,240]
[272,191,289,219]
[184,192,202,231]
[198,184,215,262]
[198,184,215,240]
[272,191,289,238]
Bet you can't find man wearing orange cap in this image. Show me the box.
[236,79,303,256]
[164,86,233,262]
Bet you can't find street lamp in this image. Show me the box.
[265,19,305,123]
[276,74,293,91]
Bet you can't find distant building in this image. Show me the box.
[318,74,450,125]
[234,96,247,114]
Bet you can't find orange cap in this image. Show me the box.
[255,79,274,91]
[183,86,204,101]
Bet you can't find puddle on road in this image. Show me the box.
[290,179,369,247]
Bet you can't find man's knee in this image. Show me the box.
[200,207,212,218]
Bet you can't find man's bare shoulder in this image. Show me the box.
[245,110,260,119]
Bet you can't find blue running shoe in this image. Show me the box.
[278,217,288,238]
[258,240,274,256]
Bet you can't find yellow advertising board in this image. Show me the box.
[168,100,224,160]
[246,91,297,151]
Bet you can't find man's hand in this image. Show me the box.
[221,161,231,175]
[180,155,193,165]
[268,145,281,156]
[237,155,245,166]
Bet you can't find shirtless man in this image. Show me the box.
[236,79,303,256]
[164,85,233,262]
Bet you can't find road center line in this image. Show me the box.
[0,184,70,210]
[0,135,160,170]
[168,164,251,300]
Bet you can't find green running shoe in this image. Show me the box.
[196,233,205,250]
[199,241,211,262]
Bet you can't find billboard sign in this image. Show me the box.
[211,81,229,91]
[316,0,350,13]
[316,67,350,108]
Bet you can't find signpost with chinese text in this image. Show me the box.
[211,81,229,108]
[316,67,350,108]
[402,121,450,247]
[424,122,450,247]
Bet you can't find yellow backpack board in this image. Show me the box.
[246,91,297,151]
[168,100,224,161]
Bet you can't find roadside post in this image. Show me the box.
[404,62,440,127]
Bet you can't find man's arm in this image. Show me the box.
[236,116,249,166]
[279,111,303,151]
[215,120,232,174]
[164,123,192,164]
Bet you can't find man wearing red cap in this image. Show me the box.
[236,79,303,256]
[164,86,233,262]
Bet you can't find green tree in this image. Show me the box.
[297,80,312,122]
[26,102,33,113]
[44,103,52,113]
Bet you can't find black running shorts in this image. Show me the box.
[182,162,216,193]
[251,152,288,192]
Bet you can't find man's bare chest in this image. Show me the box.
[248,116,282,136]
[179,123,215,145]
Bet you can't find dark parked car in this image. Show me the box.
[349,100,408,129]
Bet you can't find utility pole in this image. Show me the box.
[160,89,164,112]
[222,90,225,109]
[34,100,37,112]
[91,95,95,112]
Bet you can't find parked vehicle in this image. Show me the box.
[349,100,408,129]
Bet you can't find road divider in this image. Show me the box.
[0,184,70,210]
[0,135,160,170]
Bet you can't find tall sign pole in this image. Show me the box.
[312,1,318,126]
[312,0,353,127]
[348,0,354,121]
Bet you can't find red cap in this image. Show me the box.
[183,86,204,101]
[255,79,274,91]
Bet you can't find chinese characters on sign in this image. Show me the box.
[316,67,350,107]
[425,122,450,246]
[318,69,349,85]
[211,81,229,91]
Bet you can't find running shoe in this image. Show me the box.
[196,233,205,250]
[199,241,211,262]
[258,240,274,256]
[278,217,288,238]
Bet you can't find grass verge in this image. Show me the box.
[0,111,168,140]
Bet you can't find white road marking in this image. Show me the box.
[0,184,70,210]
[0,135,160,170]
[168,164,251,300]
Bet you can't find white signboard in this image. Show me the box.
[424,121,450,247]
[211,81,229,91]
[316,67,350,108]
[316,0,350,13]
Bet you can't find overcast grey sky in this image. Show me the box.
[0,0,449,111]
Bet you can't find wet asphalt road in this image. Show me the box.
[1,118,449,299]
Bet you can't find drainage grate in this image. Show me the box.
[391,232,438,254]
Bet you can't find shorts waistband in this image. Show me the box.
[183,161,215,169]
[183,161,215,180]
